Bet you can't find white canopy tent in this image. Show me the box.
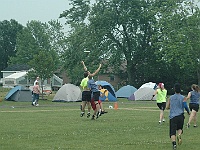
[139,82,157,89]
[3,71,28,88]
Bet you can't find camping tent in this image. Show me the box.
[5,85,32,102]
[95,80,117,101]
[116,85,137,98]
[52,83,82,102]
[139,82,157,89]
[132,87,156,101]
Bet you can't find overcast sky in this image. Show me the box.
[0,0,70,26]
[0,0,199,27]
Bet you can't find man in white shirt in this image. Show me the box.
[34,77,39,86]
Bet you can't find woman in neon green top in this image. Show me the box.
[152,83,167,124]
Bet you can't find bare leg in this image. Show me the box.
[92,101,100,119]
[188,110,196,125]
[177,129,182,145]
[171,135,177,149]
[100,102,103,111]
[86,102,91,113]
[86,102,91,118]
[95,102,100,117]
[177,129,182,135]
[171,135,176,142]
[159,110,164,121]
[80,101,86,117]
[193,111,197,126]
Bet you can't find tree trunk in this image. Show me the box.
[41,80,44,100]
[126,61,136,86]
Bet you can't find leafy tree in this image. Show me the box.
[154,0,200,86]
[10,21,49,64]
[28,50,58,98]
[9,20,62,95]
[60,0,200,88]
[10,20,63,64]
[60,0,163,87]
[0,19,23,77]
[9,20,63,67]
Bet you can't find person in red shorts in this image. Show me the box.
[91,85,108,115]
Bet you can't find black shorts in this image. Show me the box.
[92,91,100,101]
[189,103,199,112]
[157,102,166,111]
[82,91,91,102]
[169,114,184,137]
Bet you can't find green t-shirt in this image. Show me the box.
[80,77,89,90]
[156,89,167,103]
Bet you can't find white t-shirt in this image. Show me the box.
[34,80,39,86]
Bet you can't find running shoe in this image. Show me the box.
[91,115,95,120]
[96,111,101,119]
[87,112,90,118]
[186,123,190,128]
[173,144,177,150]
[80,112,85,117]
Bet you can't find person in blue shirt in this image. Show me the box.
[166,83,185,150]
[87,70,102,120]
[184,84,200,128]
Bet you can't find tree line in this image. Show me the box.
[0,0,200,94]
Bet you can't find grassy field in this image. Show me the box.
[0,87,199,150]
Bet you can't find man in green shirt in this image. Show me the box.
[80,71,91,117]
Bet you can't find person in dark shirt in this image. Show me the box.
[166,83,185,149]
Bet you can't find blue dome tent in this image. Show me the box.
[5,85,32,102]
[95,81,117,101]
[116,85,137,98]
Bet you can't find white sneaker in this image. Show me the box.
[36,104,39,107]
[162,119,165,122]
[32,102,35,106]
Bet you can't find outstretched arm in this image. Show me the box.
[151,90,157,100]
[89,64,102,77]
[183,92,191,102]
[81,61,87,71]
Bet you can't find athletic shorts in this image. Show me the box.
[169,114,184,137]
[189,103,199,112]
[92,91,100,101]
[82,91,91,102]
[157,102,166,111]
[91,98,101,110]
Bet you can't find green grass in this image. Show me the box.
[0,87,199,150]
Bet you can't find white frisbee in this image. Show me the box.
[84,50,90,53]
